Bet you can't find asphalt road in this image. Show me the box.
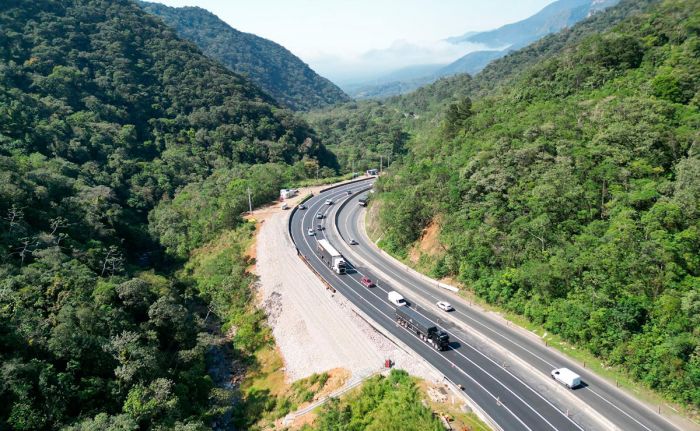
[290,180,590,431]
[324,179,682,431]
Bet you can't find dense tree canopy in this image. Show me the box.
[0,0,336,429]
[139,1,350,111]
[374,0,700,407]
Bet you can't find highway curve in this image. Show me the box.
[326,179,683,431]
[290,179,593,431]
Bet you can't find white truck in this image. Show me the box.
[388,291,407,306]
[551,368,581,389]
[316,239,347,274]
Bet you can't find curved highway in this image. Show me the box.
[291,179,589,431]
[324,179,682,431]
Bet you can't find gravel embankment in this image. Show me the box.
[254,187,438,383]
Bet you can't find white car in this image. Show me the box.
[436,301,454,312]
[348,238,358,245]
[307,228,315,236]
[325,199,333,205]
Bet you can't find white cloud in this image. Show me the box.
[309,39,489,84]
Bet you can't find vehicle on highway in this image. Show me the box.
[388,291,406,306]
[298,204,307,210]
[346,189,352,195]
[348,238,358,245]
[551,368,581,389]
[316,224,324,231]
[325,199,333,205]
[436,301,454,312]
[358,195,369,207]
[360,276,375,288]
[316,239,347,274]
[307,228,315,236]
[316,213,324,219]
[396,306,450,351]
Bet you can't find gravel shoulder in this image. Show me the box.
[252,182,438,383]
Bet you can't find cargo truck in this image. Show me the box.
[317,239,347,274]
[358,195,369,207]
[395,307,450,351]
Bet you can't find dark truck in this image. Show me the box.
[358,194,369,207]
[395,307,450,351]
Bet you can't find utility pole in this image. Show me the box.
[380,155,383,175]
[247,187,253,214]
[316,164,319,180]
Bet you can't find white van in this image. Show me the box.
[387,291,406,307]
[551,368,581,389]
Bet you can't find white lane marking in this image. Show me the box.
[296,187,573,431]
[342,203,558,369]
[339,194,680,431]
[584,387,654,431]
[295,215,533,431]
[329,235,581,431]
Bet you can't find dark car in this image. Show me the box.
[360,276,375,288]
[316,224,324,231]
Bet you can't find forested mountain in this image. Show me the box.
[349,0,621,99]
[435,0,620,79]
[450,0,619,48]
[374,0,700,408]
[0,0,336,429]
[139,1,350,111]
[307,0,656,173]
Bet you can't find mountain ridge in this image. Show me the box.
[348,0,621,99]
[139,1,350,111]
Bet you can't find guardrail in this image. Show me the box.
[318,175,376,194]
[282,367,386,426]
[285,179,502,431]
[333,186,373,242]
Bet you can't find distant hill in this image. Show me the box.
[349,0,620,99]
[450,0,619,48]
[439,0,620,77]
[140,1,350,111]
[377,0,700,411]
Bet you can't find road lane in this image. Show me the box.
[290,180,585,431]
[331,184,682,431]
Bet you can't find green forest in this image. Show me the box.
[2,0,700,428]
[0,0,337,429]
[139,1,350,112]
[372,0,700,407]
[302,370,443,431]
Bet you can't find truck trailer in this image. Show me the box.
[316,239,347,274]
[395,307,450,351]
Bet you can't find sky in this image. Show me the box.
[148,0,556,83]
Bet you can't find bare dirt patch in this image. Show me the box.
[408,216,444,265]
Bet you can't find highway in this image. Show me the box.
[289,178,683,431]
[336,179,681,431]
[291,180,584,431]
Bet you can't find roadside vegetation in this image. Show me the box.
[373,0,700,410]
[0,1,339,429]
[302,370,443,431]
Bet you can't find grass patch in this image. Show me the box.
[292,172,358,188]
